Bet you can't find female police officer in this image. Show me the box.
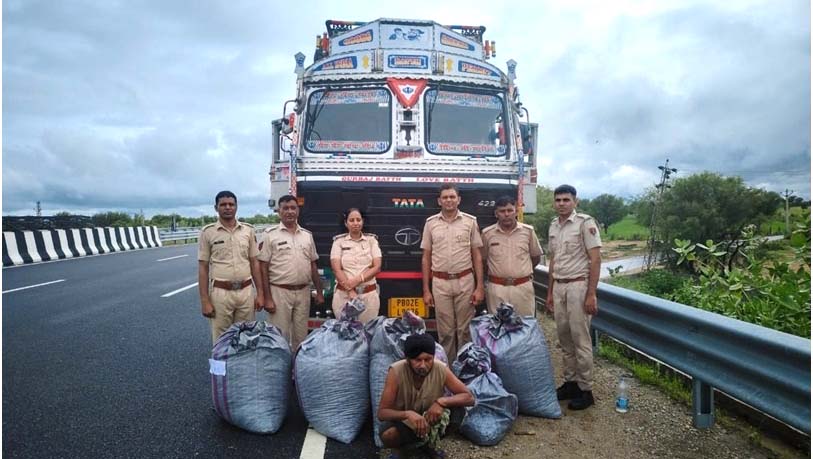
[330,208,382,323]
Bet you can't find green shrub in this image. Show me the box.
[671,223,810,338]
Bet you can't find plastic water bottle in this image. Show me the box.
[615,376,629,413]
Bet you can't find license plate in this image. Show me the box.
[388,297,427,318]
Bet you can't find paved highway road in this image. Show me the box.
[2,245,376,458]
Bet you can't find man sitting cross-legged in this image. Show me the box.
[378,334,474,458]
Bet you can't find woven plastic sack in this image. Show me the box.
[452,343,518,445]
[469,303,561,418]
[210,320,291,433]
[295,299,370,443]
[367,311,448,447]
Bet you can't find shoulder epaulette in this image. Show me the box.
[333,233,348,241]
[460,211,477,220]
[550,216,559,224]
[240,221,255,228]
[519,222,535,231]
[201,222,216,230]
[299,227,312,234]
[363,233,378,240]
[264,224,280,233]
[482,223,498,234]
[426,214,441,222]
[576,213,594,221]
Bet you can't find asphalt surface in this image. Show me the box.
[2,245,377,459]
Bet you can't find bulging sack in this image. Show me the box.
[452,343,518,445]
[469,303,561,418]
[210,321,291,434]
[367,312,448,448]
[295,299,370,444]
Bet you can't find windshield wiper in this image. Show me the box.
[304,89,330,143]
[425,85,440,144]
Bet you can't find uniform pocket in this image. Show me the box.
[238,238,250,258]
[454,230,471,247]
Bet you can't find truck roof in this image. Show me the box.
[305,18,505,87]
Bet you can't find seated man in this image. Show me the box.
[378,334,475,458]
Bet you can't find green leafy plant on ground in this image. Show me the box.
[671,218,811,338]
[607,268,688,298]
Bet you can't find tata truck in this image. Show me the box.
[269,18,538,327]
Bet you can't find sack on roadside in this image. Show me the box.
[367,311,448,448]
[452,343,518,445]
[295,298,370,443]
[210,320,291,434]
[469,303,561,418]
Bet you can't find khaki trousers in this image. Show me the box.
[432,274,475,360]
[552,279,593,391]
[331,287,380,324]
[266,285,311,352]
[209,284,255,344]
[485,281,536,316]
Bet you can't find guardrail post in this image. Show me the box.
[692,378,715,428]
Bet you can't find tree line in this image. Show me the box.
[45,211,279,229]
[525,172,809,249]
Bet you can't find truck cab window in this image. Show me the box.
[304,88,392,154]
[424,89,506,156]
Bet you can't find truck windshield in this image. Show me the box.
[424,89,506,156]
[304,88,391,154]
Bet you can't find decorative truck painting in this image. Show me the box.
[269,18,539,327]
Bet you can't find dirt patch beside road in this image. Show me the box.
[601,240,647,260]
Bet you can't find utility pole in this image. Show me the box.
[645,159,678,270]
[781,189,794,236]
[35,201,42,217]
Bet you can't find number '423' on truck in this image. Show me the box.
[268,18,539,328]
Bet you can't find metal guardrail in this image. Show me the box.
[533,266,811,434]
[158,225,271,243]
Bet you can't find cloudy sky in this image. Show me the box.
[3,0,810,217]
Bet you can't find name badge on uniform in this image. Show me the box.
[342,247,352,251]
[277,241,288,246]
[490,242,500,246]
[212,240,225,245]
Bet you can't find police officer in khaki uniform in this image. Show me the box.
[482,196,543,316]
[545,184,602,410]
[258,194,324,351]
[198,191,265,343]
[330,208,382,324]
[421,184,485,360]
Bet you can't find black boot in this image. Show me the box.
[568,390,594,410]
[556,381,581,401]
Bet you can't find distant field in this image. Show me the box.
[760,206,808,235]
[606,214,649,241]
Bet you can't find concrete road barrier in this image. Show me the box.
[2,226,162,267]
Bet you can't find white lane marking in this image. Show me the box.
[3,279,66,294]
[157,254,189,262]
[161,282,198,298]
[299,425,327,459]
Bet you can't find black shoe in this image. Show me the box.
[568,390,594,410]
[556,381,581,400]
[417,446,446,459]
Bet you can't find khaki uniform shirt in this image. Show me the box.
[330,233,382,286]
[548,211,602,279]
[421,211,483,273]
[258,224,318,284]
[198,220,257,281]
[482,222,543,278]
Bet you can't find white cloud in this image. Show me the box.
[2,0,810,218]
